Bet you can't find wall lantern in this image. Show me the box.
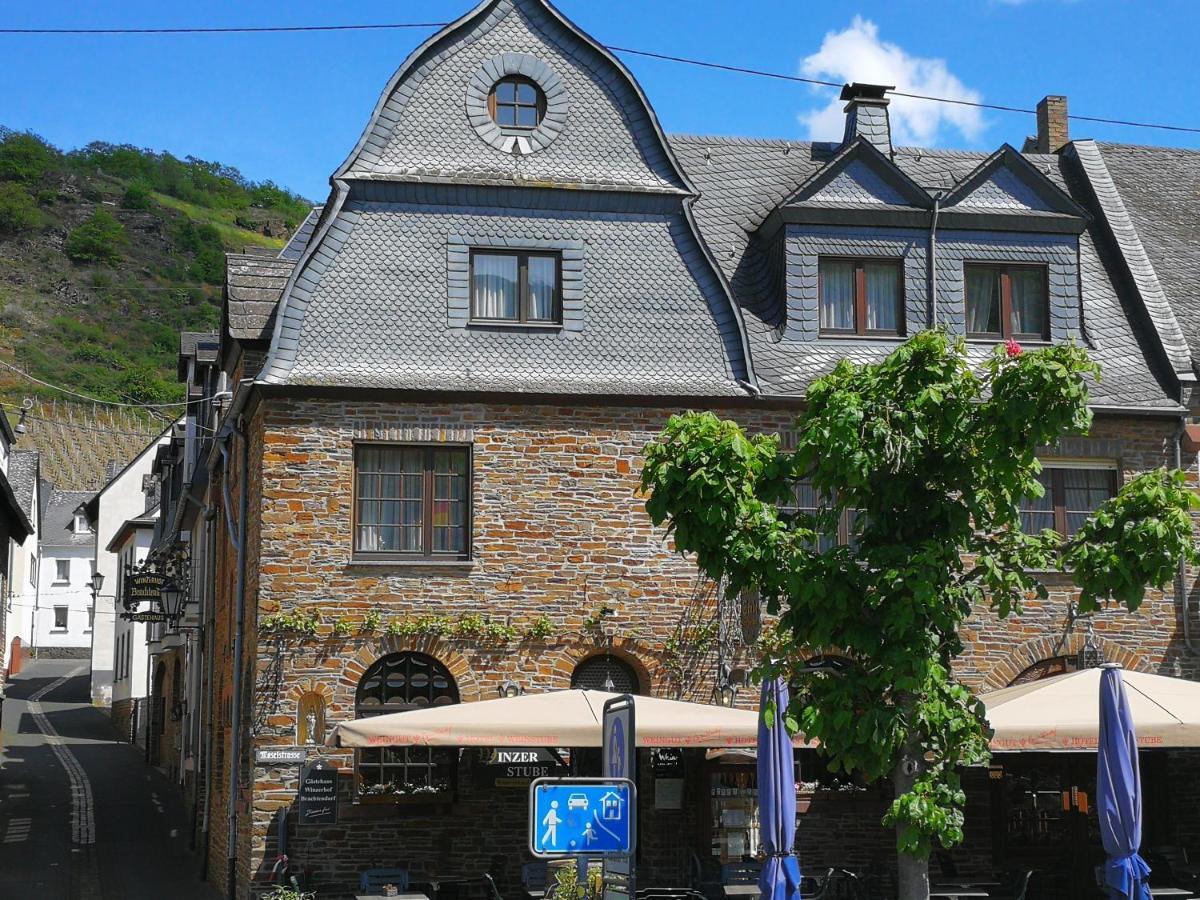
[160,580,186,621]
[89,571,105,601]
[498,680,523,699]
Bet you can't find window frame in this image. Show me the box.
[964,263,1051,342]
[1020,464,1120,538]
[53,606,68,631]
[487,75,546,130]
[817,255,906,338]
[54,558,70,584]
[468,249,563,326]
[351,442,473,562]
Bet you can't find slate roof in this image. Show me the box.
[669,134,1179,408]
[279,206,322,260]
[40,488,95,550]
[224,254,296,343]
[9,450,39,519]
[1093,142,1200,375]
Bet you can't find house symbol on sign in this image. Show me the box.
[600,791,623,820]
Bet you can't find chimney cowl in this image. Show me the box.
[839,83,896,158]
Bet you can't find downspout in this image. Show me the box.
[928,192,944,328]
[1175,418,1200,656]
[220,419,249,900]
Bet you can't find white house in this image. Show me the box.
[107,507,158,743]
[33,488,97,656]
[3,450,41,669]
[83,428,171,707]
[0,422,35,678]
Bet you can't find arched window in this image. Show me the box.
[1009,655,1080,686]
[356,652,458,794]
[571,654,640,694]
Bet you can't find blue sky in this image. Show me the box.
[2,0,1198,201]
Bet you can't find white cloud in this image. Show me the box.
[799,17,986,147]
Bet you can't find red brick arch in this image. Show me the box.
[552,637,662,695]
[981,632,1151,691]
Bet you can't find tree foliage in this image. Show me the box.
[65,209,128,265]
[641,331,1197,860]
[0,182,40,234]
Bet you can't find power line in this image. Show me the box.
[0,359,196,409]
[1,19,1197,136]
[0,406,161,438]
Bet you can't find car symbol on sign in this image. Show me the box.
[567,793,589,811]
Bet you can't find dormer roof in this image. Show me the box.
[939,144,1089,232]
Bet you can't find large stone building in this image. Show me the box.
[133,1,1200,897]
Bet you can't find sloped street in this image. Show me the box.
[0,660,220,900]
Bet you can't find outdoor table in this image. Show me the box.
[1149,889,1195,898]
[722,886,760,898]
[928,891,990,899]
[357,894,431,900]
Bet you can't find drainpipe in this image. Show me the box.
[928,192,944,328]
[1175,418,1200,657]
[219,419,249,900]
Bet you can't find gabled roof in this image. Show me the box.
[942,144,1088,218]
[40,488,95,550]
[224,253,296,344]
[105,507,158,554]
[781,137,932,211]
[279,206,323,261]
[1087,141,1200,378]
[178,331,219,380]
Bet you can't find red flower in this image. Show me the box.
[1004,339,1022,358]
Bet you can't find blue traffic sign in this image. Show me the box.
[529,778,636,857]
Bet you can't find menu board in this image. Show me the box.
[297,759,338,826]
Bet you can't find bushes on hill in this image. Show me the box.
[120,181,153,210]
[66,209,127,265]
[0,182,39,235]
[0,130,60,184]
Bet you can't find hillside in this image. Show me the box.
[0,128,311,417]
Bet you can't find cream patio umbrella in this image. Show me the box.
[330,688,809,749]
[981,666,1200,752]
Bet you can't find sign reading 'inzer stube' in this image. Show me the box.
[297,760,338,826]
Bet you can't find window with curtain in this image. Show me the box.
[471,250,561,324]
[784,480,863,550]
[1019,465,1117,537]
[965,264,1048,340]
[818,257,903,336]
[356,653,458,795]
[355,445,470,559]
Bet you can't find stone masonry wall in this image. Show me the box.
[209,398,1200,900]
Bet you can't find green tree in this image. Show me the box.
[0,130,58,184]
[119,181,153,210]
[0,182,39,234]
[640,332,1197,899]
[65,209,127,265]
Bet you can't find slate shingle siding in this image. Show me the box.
[346,0,685,193]
[274,193,746,395]
[805,159,911,206]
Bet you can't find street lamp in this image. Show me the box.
[160,580,185,621]
[89,571,105,601]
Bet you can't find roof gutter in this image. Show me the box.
[928,191,944,328]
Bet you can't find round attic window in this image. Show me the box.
[466,53,569,156]
[489,76,545,129]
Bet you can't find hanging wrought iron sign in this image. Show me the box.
[123,568,168,611]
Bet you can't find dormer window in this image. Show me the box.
[819,257,903,337]
[74,512,90,533]
[965,264,1049,341]
[470,250,561,325]
[488,76,545,129]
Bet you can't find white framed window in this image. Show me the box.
[55,559,70,584]
[53,606,68,630]
[74,513,90,533]
[86,606,94,632]
[29,555,37,586]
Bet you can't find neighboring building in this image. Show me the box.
[0,415,35,682]
[107,503,159,745]
[83,428,172,707]
[31,488,97,657]
[3,450,40,674]
[127,2,1200,897]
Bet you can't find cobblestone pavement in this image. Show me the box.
[0,660,222,900]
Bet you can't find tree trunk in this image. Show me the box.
[894,747,931,900]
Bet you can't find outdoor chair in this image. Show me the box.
[521,861,549,899]
[989,869,1033,900]
[719,861,761,885]
[1147,846,1200,888]
[804,869,864,900]
[360,867,412,893]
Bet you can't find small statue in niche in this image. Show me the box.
[298,693,325,746]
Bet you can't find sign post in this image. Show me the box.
[602,696,636,900]
[297,759,338,827]
[529,778,636,857]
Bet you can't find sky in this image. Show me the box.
[2,0,1198,201]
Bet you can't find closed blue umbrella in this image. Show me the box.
[1097,664,1152,900]
[758,677,803,900]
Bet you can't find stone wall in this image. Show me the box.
[202,397,1200,899]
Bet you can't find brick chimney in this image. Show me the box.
[840,82,895,158]
[1034,95,1069,153]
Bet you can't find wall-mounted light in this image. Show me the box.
[160,580,185,620]
[89,571,105,601]
[14,398,32,436]
[499,680,523,698]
